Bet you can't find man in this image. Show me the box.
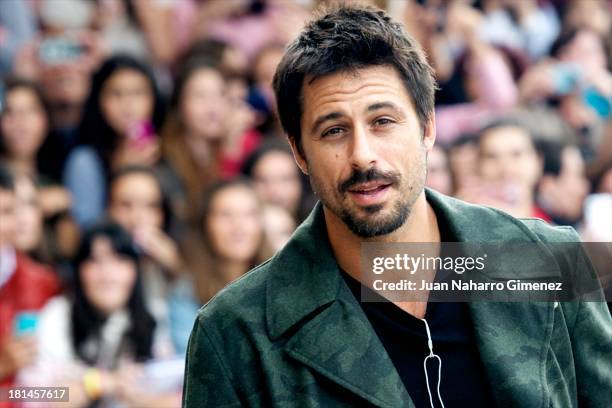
[0,164,59,388]
[183,6,611,407]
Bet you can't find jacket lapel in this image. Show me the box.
[266,202,413,407]
[284,286,413,408]
[426,189,556,406]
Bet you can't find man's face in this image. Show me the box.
[292,65,435,238]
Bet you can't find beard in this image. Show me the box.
[308,150,427,238]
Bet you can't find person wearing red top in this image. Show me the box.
[0,163,59,388]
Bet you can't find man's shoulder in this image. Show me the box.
[195,257,275,329]
[518,217,581,242]
[428,190,581,243]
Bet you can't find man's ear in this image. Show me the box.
[288,136,309,175]
[423,112,437,151]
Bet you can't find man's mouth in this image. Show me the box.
[347,181,391,194]
[346,181,392,205]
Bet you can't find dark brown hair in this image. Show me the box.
[272,4,436,155]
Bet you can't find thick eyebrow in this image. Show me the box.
[366,101,405,117]
[310,111,345,135]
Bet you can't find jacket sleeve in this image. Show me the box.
[182,317,242,408]
[572,299,612,407]
[569,242,612,407]
[572,293,612,407]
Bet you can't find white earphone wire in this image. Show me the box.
[422,318,445,408]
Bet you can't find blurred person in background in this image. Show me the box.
[0,164,59,388]
[63,54,165,228]
[11,0,106,180]
[478,0,560,61]
[249,42,285,135]
[169,179,266,355]
[108,166,182,336]
[447,133,480,194]
[161,56,260,224]
[12,174,67,270]
[262,204,296,254]
[12,176,45,257]
[519,26,611,162]
[18,222,181,408]
[429,2,520,143]
[457,120,547,220]
[186,0,308,62]
[426,144,453,196]
[536,140,589,227]
[0,0,37,75]
[108,166,181,277]
[0,77,72,217]
[561,0,610,38]
[241,140,310,222]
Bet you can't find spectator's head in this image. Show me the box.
[13,175,44,253]
[108,166,170,233]
[39,52,93,122]
[0,164,16,249]
[242,141,303,217]
[79,55,164,155]
[200,179,264,265]
[273,5,436,157]
[72,222,155,363]
[536,141,589,223]
[0,78,50,166]
[172,58,229,142]
[478,120,542,192]
[253,43,285,110]
[426,144,453,195]
[448,133,479,191]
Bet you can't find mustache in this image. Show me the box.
[339,168,401,193]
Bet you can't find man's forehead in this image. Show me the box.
[301,66,412,112]
[303,65,403,91]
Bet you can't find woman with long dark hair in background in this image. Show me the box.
[168,178,268,355]
[17,222,181,407]
[63,55,165,228]
[160,52,261,227]
[0,77,73,219]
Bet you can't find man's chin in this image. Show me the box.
[341,209,406,238]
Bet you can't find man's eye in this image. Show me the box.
[321,127,344,138]
[374,118,394,126]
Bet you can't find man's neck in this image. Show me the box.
[324,191,440,318]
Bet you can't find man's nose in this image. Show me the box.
[349,125,377,170]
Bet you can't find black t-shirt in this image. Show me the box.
[341,210,495,407]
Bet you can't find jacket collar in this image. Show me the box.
[265,200,412,407]
[266,199,341,340]
[267,188,560,338]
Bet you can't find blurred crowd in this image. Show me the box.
[0,0,610,406]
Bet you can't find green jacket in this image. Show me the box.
[183,189,612,407]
